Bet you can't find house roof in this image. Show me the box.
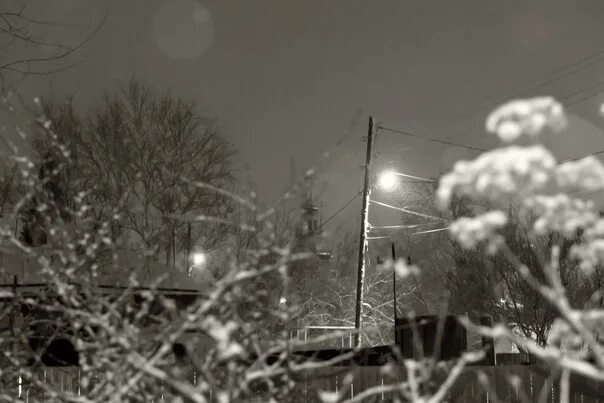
[0,243,210,292]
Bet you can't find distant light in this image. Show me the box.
[378,170,398,192]
[279,297,287,304]
[317,252,332,260]
[191,252,206,266]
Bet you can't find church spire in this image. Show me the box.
[294,175,331,260]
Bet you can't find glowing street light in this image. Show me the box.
[191,252,207,266]
[378,170,435,192]
[188,251,207,276]
[354,117,437,347]
[377,170,399,192]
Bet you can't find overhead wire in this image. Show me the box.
[370,224,429,230]
[438,81,603,147]
[390,172,436,183]
[335,108,363,147]
[367,236,391,240]
[320,191,362,228]
[440,49,604,125]
[373,125,446,233]
[380,121,604,164]
[370,200,448,221]
[273,109,364,211]
[379,79,604,163]
[440,53,604,145]
[524,49,604,84]
[496,54,604,103]
[369,51,604,229]
[377,125,488,153]
[302,115,434,231]
[411,227,450,236]
[391,180,439,184]
[445,81,604,145]
[562,79,604,102]
[567,149,604,162]
[564,87,604,108]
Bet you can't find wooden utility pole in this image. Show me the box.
[186,222,191,274]
[391,242,398,344]
[172,226,176,269]
[353,116,375,347]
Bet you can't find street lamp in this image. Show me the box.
[191,252,206,266]
[355,118,434,347]
[188,251,207,276]
[377,170,399,192]
[354,121,436,347]
[378,170,435,189]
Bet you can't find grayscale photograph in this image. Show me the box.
[0,1,603,401]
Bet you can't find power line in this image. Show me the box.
[377,125,488,153]
[442,56,604,144]
[563,80,604,102]
[391,180,438,184]
[506,55,604,101]
[274,109,364,209]
[439,49,604,125]
[335,108,363,147]
[411,227,450,236]
[530,50,604,84]
[565,87,604,108]
[567,149,604,162]
[370,222,438,229]
[370,224,424,230]
[370,199,448,221]
[441,81,603,145]
[390,172,436,183]
[380,105,604,167]
[403,81,604,155]
[320,191,362,228]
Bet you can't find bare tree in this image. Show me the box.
[0,141,486,402]
[442,198,604,346]
[0,164,19,217]
[379,180,604,347]
[34,81,237,269]
[290,225,420,346]
[0,153,316,401]
[0,0,105,88]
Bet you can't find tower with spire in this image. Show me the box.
[293,176,331,260]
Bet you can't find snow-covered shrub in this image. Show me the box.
[439,96,604,390]
[0,93,332,402]
[5,87,604,401]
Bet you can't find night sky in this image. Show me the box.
[11,0,604,229]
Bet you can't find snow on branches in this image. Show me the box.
[437,145,556,210]
[377,257,421,278]
[448,211,507,252]
[556,156,604,192]
[524,194,597,237]
[438,97,604,255]
[438,97,604,389]
[485,96,567,142]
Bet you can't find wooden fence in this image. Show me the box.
[290,365,604,403]
[3,365,604,402]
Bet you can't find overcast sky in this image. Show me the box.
[11,0,604,229]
